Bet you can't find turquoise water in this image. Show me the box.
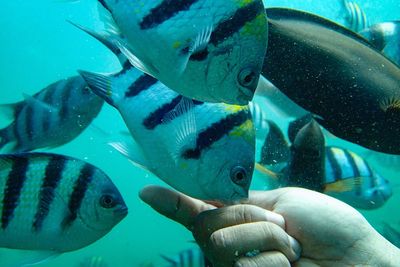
[0,0,399,266]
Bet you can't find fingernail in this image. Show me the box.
[264,211,285,229]
[288,235,302,260]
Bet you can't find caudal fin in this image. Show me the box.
[0,127,10,151]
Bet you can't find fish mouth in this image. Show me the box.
[114,206,129,218]
[237,87,254,104]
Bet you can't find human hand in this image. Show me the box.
[139,186,400,266]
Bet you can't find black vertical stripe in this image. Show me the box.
[125,74,158,98]
[42,86,57,134]
[183,109,249,159]
[25,104,35,141]
[62,163,94,229]
[344,150,361,178]
[325,148,342,181]
[1,156,29,230]
[188,249,193,267]
[58,78,74,121]
[32,157,66,232]
[210,1,263,46]
[140,0,199,29]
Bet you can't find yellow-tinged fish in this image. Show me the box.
[96,0,268,105]
[0,153,127,264]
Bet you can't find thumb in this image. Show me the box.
[139,185,215,230]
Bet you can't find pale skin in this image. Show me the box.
[140,186,400,267]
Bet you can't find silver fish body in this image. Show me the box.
[324,146,392,209]
[0,76,104,152]
[98,0,268,104]
[80,65,255,202]
[0,152,127,252]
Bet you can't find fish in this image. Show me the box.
[381,222,400,248]
[0,153,127,257]
[342,0,369,32]
[78,256,108,267]
[248,99,269,140]
[262,8,400,154]
[79,58,255,202]
[161,247,212,267]
[259,120,289,167]
[95,0,269,105]
[0,76,104,153]
[282,120,326,192]
[257,120,392,209]
[360,21,400,66]
[323,146,392,209]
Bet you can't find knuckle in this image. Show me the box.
[210,230,228,249]
[234,205,254,223]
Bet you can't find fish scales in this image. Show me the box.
[100,0,268,104]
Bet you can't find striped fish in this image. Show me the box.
[162,247,212,267]
[342,0,369,32]
[79,59,255,203]
[96,0,268,105]
[324,146,392,210]
[0,76,104,153]
[0,153,127,253]
[360,21,400,66]
[248,100,269,140]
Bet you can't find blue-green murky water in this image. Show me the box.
[0,0,399,266]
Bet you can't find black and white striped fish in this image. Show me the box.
[0,153,127,254]
[96,0,268,105]
[342,0,369,32]
[323,146,392,209]
[162,247,212,267]
[79,62,255,202]
[0,76,104,153]
[78,53,256,203]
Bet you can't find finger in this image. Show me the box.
[193,204,285,245]
[243,189,289,211]
[208,222,301,263]
[234,251,290,267]
[139,185,215,229]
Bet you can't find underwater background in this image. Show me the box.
[0,0,399,266]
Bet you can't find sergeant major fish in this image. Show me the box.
[80,63,255,202]
[0,153,127,261]
[95,0,268,104]
[0,76,104,153]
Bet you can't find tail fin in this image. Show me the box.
[0,127,10,151]
[260,120,290,166]
[78,70,115,106]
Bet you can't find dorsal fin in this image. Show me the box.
[266,8,375,48]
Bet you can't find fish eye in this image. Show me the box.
[100,194,116,209]
[230,166,248,185]
[83,86,91,94]
[238,68,257,88]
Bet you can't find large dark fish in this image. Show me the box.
[262,8,400,154]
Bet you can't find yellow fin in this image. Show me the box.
[324,176,364,193]
[255,163,280,180]
[379,97,400,113]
